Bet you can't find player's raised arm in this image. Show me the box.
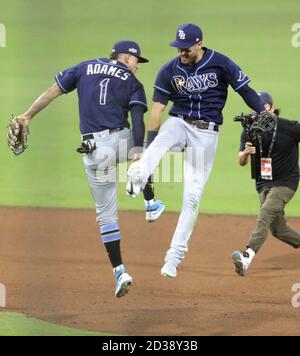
[146,101,166,147]
[130,104,146,160]
[236,84,265,113]
[17,83,63,125]
[146,66,170,146]
[148,101,166,131]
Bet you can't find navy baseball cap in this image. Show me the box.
[169,24,203,48]
[257,92,274,106]
[112,40,149,63]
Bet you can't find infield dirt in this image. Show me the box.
[1,207,299,336]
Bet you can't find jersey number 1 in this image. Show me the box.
[99,78,110,105]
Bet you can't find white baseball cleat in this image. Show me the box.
[161,261,177,278]
[231,250,251,277]
[126,161,143,198]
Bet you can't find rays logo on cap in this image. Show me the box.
[170,24,203,49]
[128,47,138,54]
[178,30,186,39]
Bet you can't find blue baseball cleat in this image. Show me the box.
[113,265,133,298]
[145,200,165,222]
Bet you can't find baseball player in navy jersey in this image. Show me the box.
[13,40,164,298]
[127,23,267,278]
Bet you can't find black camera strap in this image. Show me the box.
[258,124,277,158]
[267,124,278,158]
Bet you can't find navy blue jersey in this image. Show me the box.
[154,47,250,124]
[55,58,147,134]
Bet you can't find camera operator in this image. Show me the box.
[232,92,300,276]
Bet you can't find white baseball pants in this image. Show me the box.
[139,116,219,262]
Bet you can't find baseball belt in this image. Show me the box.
[172,114,219,132]
[82,128,124,141]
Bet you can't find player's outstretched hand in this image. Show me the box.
[7,115,30,155]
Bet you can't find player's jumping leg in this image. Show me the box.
[127,117,186,224]
[161,151,202,278]
[161,127,218,278]
[85,164,132,298]
[101,224,133,297]
[143,177,165,222]
[127,117,187,198]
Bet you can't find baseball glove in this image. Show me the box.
[7,116,30,155]
[250,111,278,137]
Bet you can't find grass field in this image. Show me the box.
[0,312,105,336]
[1,0,300,215]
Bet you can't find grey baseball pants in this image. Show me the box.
[83,128,133,227]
